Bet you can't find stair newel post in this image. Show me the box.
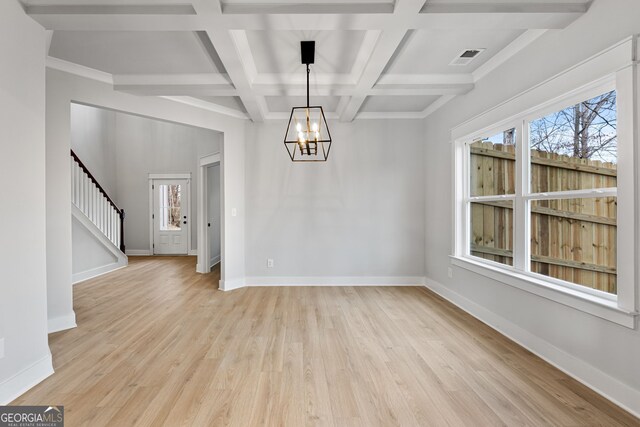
[119,209,126,253]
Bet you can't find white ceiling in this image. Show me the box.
[24,0,592,121]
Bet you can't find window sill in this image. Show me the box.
[450,256,638,329]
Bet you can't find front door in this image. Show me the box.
[153,179,189,255]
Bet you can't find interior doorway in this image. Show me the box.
[207,163,221,268]
[197,153,222,275]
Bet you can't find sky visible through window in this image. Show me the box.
[482,91,617,164]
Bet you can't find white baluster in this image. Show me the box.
[73,162,78,207]
[116,215,120,248]
[98,196,103,234]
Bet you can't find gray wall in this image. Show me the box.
[0,0,51,403]
[72,216,117,274]
[423,0,640,402]
[70,104,222,253]
[245,119,425,278]
[70,103,117,197]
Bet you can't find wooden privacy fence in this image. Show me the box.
[470,142,617,294]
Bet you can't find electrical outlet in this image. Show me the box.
[0,338,4,359]
[267,259,274,268]
[447,267,453,278]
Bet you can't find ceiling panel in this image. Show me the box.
[360,95,439,113]
[246,30,367,74]
[383,28,525,75]
[265,96,342,112]
[197,96,247,113]
[50,31,223,75]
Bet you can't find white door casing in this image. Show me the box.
[151,177,190,255]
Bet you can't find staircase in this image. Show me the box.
[70,150,127,283]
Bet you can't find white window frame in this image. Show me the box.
[451,40,639,328]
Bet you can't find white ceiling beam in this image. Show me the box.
[46,56,113,85]
[113,74,232,86]
[472,29,547,82]
[253,73,357,86]
[203,28,265,121]
[339,0,427,121]
[421,2,589,14]
[369,85,474,96]
[113,74,236,96]
[190,0,265,122]
[28,6,587,31]
[25,4,196,15]
[339,29,406,121]
[421,94,456,118]
[376,74,474,85]
[162,96,249,120]
[221,2,393,14]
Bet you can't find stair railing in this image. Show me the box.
[70,150,125,252]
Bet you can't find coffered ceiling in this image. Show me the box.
[24,0,591,121]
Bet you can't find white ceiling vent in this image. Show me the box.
[449,48,486,66]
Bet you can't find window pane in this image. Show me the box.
[470,128,516,197]
[530,197,617,294]
[530,91,617,193]
[159,184,181,231]
[470,201,513,266]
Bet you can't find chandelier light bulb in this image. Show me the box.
[312,122,319,132]
[296,123,302,132]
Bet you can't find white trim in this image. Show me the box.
[423,277,640,419]
[451,256,636,328]
[0,354,54,406]
[148,173,191,180]
[149,174,192,255]
[197,154,222,275]
[199,152,221,167]
[73,262,126,285]
[472,30,547,82]
[219,277,245,292]
[452,40,639,318]
[244,276,427,287]
[46,56,113,85]
[125,249,152,256]
[452,37,634,141]
[72,204,128,280]
[48,312,77,334]
[188,249,198,256]
[210,255,221,269]
[163,96,249,120]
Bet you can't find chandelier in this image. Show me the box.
[284,41,332,162]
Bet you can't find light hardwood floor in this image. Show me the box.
[14,256,639,426]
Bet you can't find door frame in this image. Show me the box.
[197,153,222,274]
[148,173,192,255]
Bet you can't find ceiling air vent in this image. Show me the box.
[450,48,486,66]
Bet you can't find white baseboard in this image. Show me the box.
[72,262,126,285]
[0,353,54,405]
[188,249,198,256]
[423,278,640,419]
[126,249,152,256]
[244,276,426,286]
[219,278,245,291]
[48,311,77,334]
[210,255,221,269]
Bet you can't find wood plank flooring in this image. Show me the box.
[13,256,639,426]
